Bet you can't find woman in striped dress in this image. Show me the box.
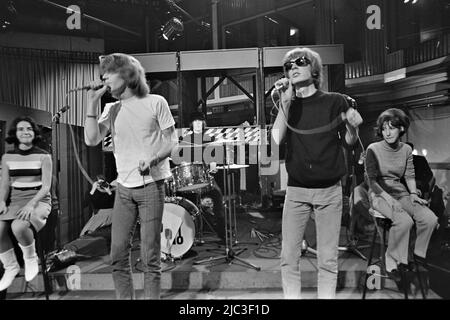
[0,116,52,290]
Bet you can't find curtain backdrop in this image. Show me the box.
[408,105,450,192]
[0,46,101,126]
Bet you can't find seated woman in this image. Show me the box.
[365,108,438,279]
[0,116,52,290]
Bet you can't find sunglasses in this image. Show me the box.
[283,56,311,71]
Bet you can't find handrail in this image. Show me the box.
[345,32,450,79]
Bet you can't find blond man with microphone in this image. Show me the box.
[84,53,178,299]
[272,47,363,299]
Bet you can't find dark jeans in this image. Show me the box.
[110,180,165,300]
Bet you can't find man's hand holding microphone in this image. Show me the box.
[138,155,161,176]
[273,78,294,115]
[86,80,109,113]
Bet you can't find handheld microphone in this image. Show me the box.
[271,78,289,99]
[342,94,357,108]
[68,83,106,93]
[274,78,289,91]
[53,105,70,121]
[358,151,366,165]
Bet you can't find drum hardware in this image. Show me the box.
[216,164,249,170]
[193,190,219,245]
[193,141,260,271]
[161,228,178,273]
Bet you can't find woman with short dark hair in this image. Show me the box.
[365,108,438,280]
[0,116,52,290]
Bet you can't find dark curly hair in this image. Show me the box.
[375,108,410,138]
[6,116,42,146]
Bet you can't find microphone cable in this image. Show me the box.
[270,89,368,160]
[271,91,347,136]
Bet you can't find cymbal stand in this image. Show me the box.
[230,170,239,245]
[194,189,217,245]
[193,144,260,270]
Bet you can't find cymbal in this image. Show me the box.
[216,164,249,170]
[209,139,244,145]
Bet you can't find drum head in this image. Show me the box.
[161,202,196,258]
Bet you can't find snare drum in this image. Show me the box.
[171,162,213,192]
[160,197,199,258]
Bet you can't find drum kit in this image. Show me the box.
[159,138,260,270]
[160,161,215,260]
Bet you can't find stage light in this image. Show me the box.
[290,27,299,37]
[0,0,18,31]
[161,17,184,41]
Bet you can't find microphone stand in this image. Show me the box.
[51,105,70,250]
[337,149,370,260]
[193,141,260,270]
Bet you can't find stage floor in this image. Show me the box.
[5,207,444,300]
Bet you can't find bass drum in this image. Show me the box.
[160,197,199,259]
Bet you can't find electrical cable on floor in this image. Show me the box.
[134,257,178,273]
[251,227,282,259]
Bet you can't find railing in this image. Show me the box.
[345,61,375,79]
[385,50,405,72]
[345,32,450,79]
[404,33,450,66]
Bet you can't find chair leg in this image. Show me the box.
[32,227,51,300]
[381,223,408,299]
[413,254,427,299]
[399,267,409,299]
[362,227,378,299]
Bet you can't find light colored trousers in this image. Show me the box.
[281,182,342,299]
[370,194,438,271]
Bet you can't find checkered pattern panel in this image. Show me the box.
[103,126,267,152]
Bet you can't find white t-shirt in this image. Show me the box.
[98,94,175,188]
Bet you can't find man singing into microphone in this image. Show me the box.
[272,47,363,299]
[84,53,178,299]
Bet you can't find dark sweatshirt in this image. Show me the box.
[285,90,349,188]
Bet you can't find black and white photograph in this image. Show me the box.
[0,0,449,308]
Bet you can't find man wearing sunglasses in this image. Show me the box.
[272,47,363,299]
